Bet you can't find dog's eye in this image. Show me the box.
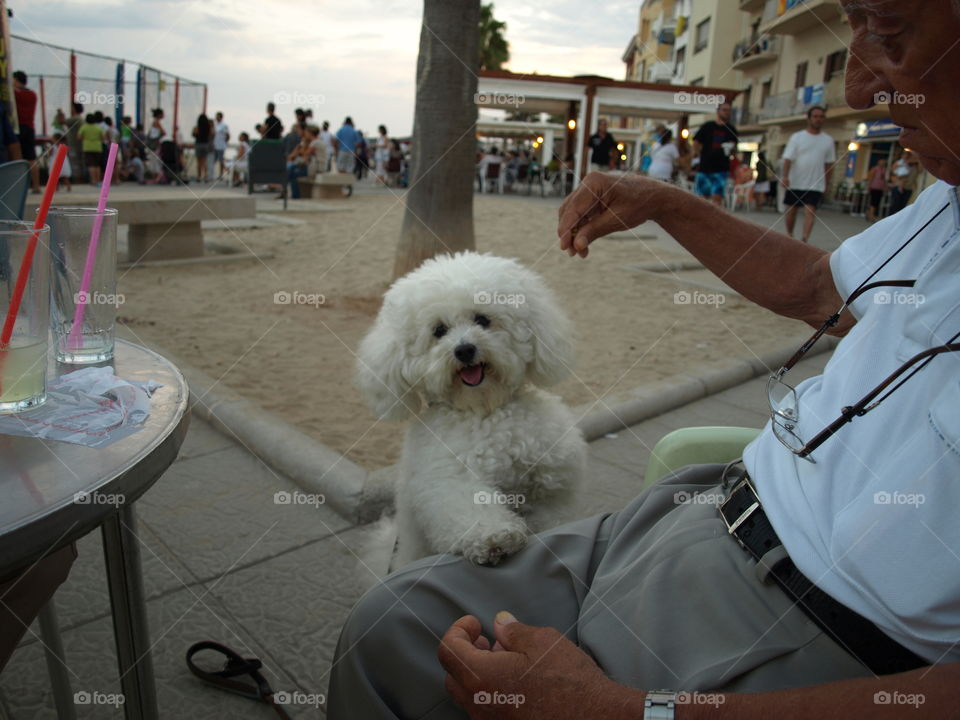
[474,314,491,328]
[433,323,448,339]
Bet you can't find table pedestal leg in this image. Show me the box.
[101,505,158,720]
[38,601,77,720]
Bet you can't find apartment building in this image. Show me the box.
[733,0,914,190]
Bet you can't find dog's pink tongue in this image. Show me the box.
[459,365,484,386]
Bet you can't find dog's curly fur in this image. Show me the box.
[356,252,587,570]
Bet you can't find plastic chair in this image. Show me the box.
[0,160,30,220]
[643,426,762,487]
[481,161,503,193]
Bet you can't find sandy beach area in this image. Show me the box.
[116,189,807,469]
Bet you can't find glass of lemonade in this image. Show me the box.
[47,207,119,363]
[0,221,50,413]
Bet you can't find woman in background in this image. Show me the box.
[193,114,212,182]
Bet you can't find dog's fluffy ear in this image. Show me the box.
[525,280,576,388]
[355,313,420,421]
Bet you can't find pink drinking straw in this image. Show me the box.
[66,142,119,352]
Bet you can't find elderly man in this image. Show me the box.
[328,1,960,717]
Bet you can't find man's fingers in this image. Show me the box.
[474,635,491,651]
[438,615,484,675]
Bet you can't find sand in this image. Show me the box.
[116,190,808,469]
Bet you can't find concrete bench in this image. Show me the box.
[28,187,257,263]
[298,173,354,199]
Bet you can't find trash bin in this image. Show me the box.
[248,139,287,208]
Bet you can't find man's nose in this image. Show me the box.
[844,44,892,110]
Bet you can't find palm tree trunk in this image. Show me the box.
[393,0,480,280]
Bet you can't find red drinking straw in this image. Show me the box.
[0,143,68,394]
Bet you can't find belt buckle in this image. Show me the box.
[719,475,760,542]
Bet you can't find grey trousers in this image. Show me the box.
[327,464,869,719]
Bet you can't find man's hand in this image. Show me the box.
[438,612,643,719]
[557,172,673,258]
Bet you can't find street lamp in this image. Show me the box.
[567,119,577,130]
[680,128,690,139]
[536,136,544,143]
[848,141,860,152]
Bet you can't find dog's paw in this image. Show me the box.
[459,525,528,566]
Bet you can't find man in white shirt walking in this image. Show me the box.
[781,106,836,242]
[212,112,230,179]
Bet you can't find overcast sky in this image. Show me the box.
[12,0,635,139]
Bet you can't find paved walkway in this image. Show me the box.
[0,348,831,719]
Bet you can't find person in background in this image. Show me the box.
[118,145,145,185]
[12,71,39,192]
[147,108,166,152]
[374,125,390,184]
[753,150,773,210]
[888,150,919,215]
[51,134,72,191]
[386,138,403,187]
[354,129,369,181]
[334,117,359,174]
[212,112,230,179]
[66,102,85,182]
[781,106,835,243]
[52,108,67,134]
[192,113,213,182]
[78,113,104,185]
[102,117,121,182]
[692,102,739,207]
[232,132,251,186]
[866,157,889,222]
[260,102,283,140]
[282,122,302,161]
[320,121,335,172]
[586,119,617,173]
[306,125,327,181]
[647,128,679,183]
[119,115,134,157]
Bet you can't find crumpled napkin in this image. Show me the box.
[0,366,161,448]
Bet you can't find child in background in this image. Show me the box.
[51,134,72,191]
[77,113,103,185]
[232,132,251,187]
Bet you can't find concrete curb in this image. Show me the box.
[127,331,836,525]
[575,333,839,441]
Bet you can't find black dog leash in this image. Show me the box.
[185,641,292,719]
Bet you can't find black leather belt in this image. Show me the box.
[718,470,928,676]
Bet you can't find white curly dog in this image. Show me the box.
[356,252,587,570]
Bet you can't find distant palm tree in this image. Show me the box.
[479,3,510,71]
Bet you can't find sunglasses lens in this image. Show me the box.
[767,376,798,420]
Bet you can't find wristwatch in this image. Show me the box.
[644,690,677,720]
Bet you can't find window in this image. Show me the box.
[824,49,847,81]
[695,17,711,53]
[761,80,772,106]
[795,60,808,89]
[673,46,686,77]
[741,86,752,123]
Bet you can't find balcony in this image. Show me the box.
[731,35,780,70]
[760,0,842,35]
[647,61,676,83]
[758,75,845,121]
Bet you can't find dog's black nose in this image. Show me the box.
[454,343,476,364]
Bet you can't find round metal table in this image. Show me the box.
[0,339,190,720]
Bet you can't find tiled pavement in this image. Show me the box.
[0,348,832,719]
